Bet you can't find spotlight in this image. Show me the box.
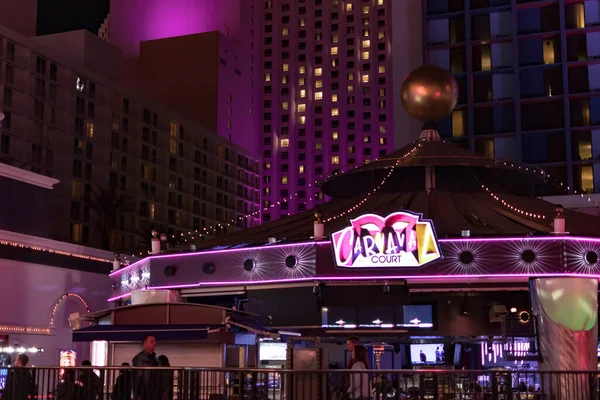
[585,251,598,265]
[312,282,321,296]
[202,263,215,275]
[519,311,531,324]
[243,259,255,272]
[521,250,536,264]
[510,307,517,313]
[382,282,390,293]
[285,255,298,268]
[459,251,474,265]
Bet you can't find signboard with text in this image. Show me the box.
[331,211,442,268]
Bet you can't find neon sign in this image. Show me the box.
[331,211,442,268]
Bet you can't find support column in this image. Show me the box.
[530,277,598,399]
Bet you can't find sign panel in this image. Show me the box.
[331,211,442,268]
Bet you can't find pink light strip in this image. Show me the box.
[109,241,331,277]
[109,235,600,278]
[107,292,132,302]
[111,272,599,297]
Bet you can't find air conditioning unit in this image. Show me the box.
[489,304,508,323]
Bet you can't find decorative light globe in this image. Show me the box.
[401,65,459,122]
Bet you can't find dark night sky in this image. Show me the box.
[36,0,110,36]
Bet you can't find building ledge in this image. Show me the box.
[0,163,59,189]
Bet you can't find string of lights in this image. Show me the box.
[495,161,600,207]
[323,143,421,223]
[469,168,546,219]
[154,141,424,251]
[49,293,90,327]
[0,240,114,263]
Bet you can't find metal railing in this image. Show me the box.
[0,367,598,400]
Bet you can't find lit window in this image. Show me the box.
[362,51,370,60]
[315,143,323,151]
[363,6,369,13]
[282,76,288,84]
[72,180,82,197]
[379,137,387,145]
[265,188,270,195]
[348,146,355,154]
[332,35,339,43]
[378,0,384,5]
[378,31,385,39]
[265,162,271,169]
[170,138,177,154]
[379,100,386,108]
[364,136,371,143]
[332,132,339,140]
[581,165,594,193]
[298,104,306,112]
[300,89,306,98]
[378,65,386,73]
[363,29,370,37]
[71,223,82,242]
[346,3,353,11]
[150,203,155,220]
[170,121,179,137]
[299,116,306,124]
[299,77,305,86]
[315,80,323,88]
[363,18,370,25]
[282,28,289,36]
[315,92,323,100]
[332,94,338,102]
[283,64,289,72]
[452,110,466,137]
[265,73,271,82]
[331,47,338,55]
[332,59,339,67]
[86,122,94,138]
[379,126,387,134]
[315,68,323,76]
[300,18,306,27]
[281,176,288,184]
[299,66,306,74]
[331,108,339,116]
[348,72,355,80]
[348,84,355,92]
[281,138,290,147]
[362,75,369,83]
[379,89,386,96]
[299,165,305,174]
[362,40,370,48]
[332,156,340,165]
[282,102,289,110]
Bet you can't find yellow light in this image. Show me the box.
[315,68,323,76]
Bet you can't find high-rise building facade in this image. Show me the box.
[0,26,261,253]
[424,0,600,194]
[102,0,424,221]
[258,0,418,221]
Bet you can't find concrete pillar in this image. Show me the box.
[530,277,598,399]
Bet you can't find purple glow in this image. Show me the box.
[109,241,330,277]
[109,236,599,277]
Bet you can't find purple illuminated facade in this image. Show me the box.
[105,0,424,220]
[107,236,600,302]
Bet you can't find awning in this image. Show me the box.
[73,324,217,342]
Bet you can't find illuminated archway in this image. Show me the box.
[49,293,90,327]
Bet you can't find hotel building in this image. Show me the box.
[0,25,261,253]
[424,0,600,194]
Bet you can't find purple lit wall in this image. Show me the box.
[109,0,242,58]
[108,236,600,301]
[0,258,110,365]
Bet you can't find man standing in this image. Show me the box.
[132,336,159,400]
[346,336,359,368]
[4,353,34,400]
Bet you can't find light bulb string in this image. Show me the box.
[469,168,546,220]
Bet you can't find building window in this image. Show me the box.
[71,223,82,242]
[297,104,306,112]
[281,138,290,147]
[332,156,340,164]
[281,176,288,184]
[331,47,338,55]
[315,92,323,100]
[86,122,94,138]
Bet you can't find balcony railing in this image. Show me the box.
[0,367,597,400]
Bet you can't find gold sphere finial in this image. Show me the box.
[401,65,459,122]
